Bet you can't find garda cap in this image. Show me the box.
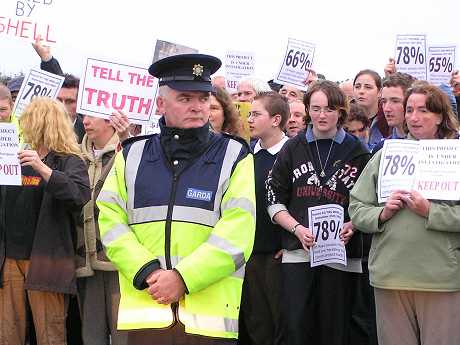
[148,54,221,92]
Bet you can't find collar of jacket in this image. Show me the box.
[81,131,119,162]
[159,116,211,162]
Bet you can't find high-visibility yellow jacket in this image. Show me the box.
[96,133,255,339]
[7,113,22,143]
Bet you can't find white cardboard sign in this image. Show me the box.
[224,51,255,93]
[13,68,64,116]
[0,123,21,186]
[77,58,158,125]
[309,204,346,267]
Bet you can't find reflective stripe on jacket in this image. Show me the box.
[97,134,255,339]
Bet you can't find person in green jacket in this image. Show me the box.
[349,81,460,345]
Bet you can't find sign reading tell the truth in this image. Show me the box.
[77,58,158,125]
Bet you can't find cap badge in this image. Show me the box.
[192,64,204,77]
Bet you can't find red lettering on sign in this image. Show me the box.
[0,16,56,43]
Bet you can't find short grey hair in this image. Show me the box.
[238,76,271,95]
[158,85,170,97]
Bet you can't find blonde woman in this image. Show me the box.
[0,97,90,345]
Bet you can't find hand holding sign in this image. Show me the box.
[384,57,397,77]
[308,204,346,267]
[293,224,315,250]
[303,68,317,87]
[400,190,431,218]
[18,149,52,182]
[110,111,131,142]
[379,190,408,223]
[339,221,354,245]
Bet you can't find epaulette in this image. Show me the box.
[121,134,156,149]
[220,132,251,153]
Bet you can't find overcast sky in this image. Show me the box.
[1,0,459,82]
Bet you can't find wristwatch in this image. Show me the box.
[291,223,301,234]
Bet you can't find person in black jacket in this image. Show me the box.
[266,81,371,345]
[240,92,289,345]
[0,97,90,345]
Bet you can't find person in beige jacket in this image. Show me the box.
[77,112,130,345]
[349,82,460,345]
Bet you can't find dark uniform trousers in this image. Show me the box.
[127,322,237,345]
[240,254,282,345]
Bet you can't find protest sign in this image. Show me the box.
[428,46,456,86]
[142,115,162,135]
[275,38,315,91]
[309,204,346,267]
[77,58,158,125]
[395,34,427,80]
[378,139,460,202]
[413,140,460,200]
[224,51,255,93]
[152,39,198,63]
[377,140,420,202]
[234,101,251,143]
[13,68,64,116]
[0,0,59,44]
[0,123,21,186]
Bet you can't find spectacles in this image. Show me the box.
[309,106,337,115]
[248,111,267,118]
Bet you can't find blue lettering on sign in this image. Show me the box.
[186,188,213,202]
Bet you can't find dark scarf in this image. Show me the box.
[159,117,211,162]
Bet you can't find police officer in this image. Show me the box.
[97,54,256,345]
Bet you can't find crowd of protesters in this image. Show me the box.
[1,34,460,345]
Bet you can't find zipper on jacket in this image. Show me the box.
[165,173,178,270]
[165,172,179,323]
